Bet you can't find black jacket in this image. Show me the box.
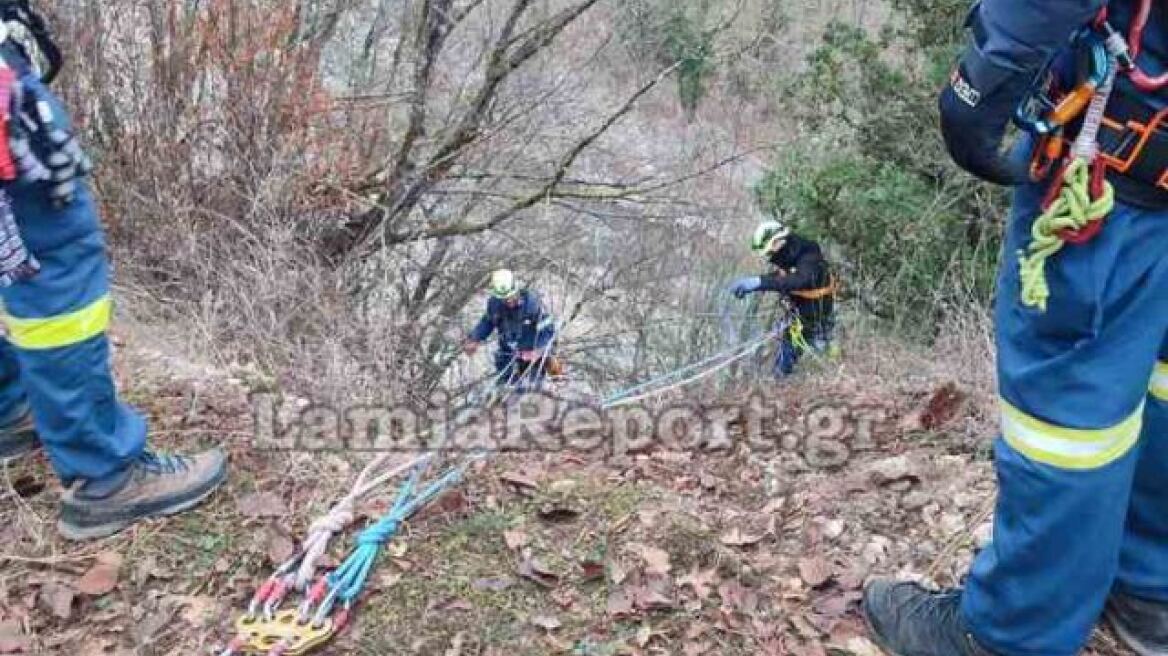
[759,234,830,293]
[759,234,833,326]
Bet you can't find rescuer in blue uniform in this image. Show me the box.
[0,4,226,541]
[862,1,1168,655]
[463,269,557,387]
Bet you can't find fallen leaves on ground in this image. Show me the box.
[517,554,559,588]
[503,529,529,550]
[798,557,835,589]
[236,491,289,518]
[719,527,764,547]
[630,543,671,576]
[74,551,123,597]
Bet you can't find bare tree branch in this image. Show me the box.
[334,0,603,257]
[379,61,681,244]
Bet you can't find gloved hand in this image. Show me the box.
[462,340,480,356]
[0,46,93,208]
[938,12,1034,186]
[729,276,762,299]
[518,349,538,362]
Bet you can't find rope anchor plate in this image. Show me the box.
[235,610,336,655]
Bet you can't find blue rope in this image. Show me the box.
[324,458,478,605]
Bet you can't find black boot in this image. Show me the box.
[1106,592,1168,656]
[863,579,996,656]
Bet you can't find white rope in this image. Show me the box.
[602,333,777,409]
[1072,55,1117,162]
[288,453,432,591]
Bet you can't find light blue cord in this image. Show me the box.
[324,458,478,606]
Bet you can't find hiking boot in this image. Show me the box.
[863,579,996,656]
[58,448,227,541]
[1105,592,1168,656]
[0,406,38,460]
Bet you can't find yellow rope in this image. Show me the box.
[788,315,812,353]
[1017,158,1114,311]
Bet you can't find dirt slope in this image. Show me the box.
[0,329,1133,656]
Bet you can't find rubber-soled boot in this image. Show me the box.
[0,406,38,460]
[1105,592,1168,656]
[863,580,996,656]
[58,448,227,541]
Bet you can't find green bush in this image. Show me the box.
[755,6,1010,339]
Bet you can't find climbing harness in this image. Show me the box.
[1095,90,1168,199]
[789,274,840,302]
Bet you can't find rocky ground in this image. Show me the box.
[0,329,1134,655]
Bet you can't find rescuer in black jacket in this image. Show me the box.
[729,220,837,376]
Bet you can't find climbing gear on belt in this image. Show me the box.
[0,1,62,84]
[1016,31,1114,138]
[1015,17,1129,311]
[487,269,519,300]
[1016,29,1116,179]
[786,313,811,354]
[1119,0,1168,93]
[0,17,93,209]
[0,189,37,286]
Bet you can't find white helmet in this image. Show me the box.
[487,269,519,299]
[750,220,791,255]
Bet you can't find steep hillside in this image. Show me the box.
[0,323,1135,655]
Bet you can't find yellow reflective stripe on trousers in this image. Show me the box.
[1001,399,1142,470]
[1153,362,1168,402]
[3,295,112,350]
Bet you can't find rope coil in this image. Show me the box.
[1019,48,1119,311]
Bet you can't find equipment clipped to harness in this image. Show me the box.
[1014,13,1133,311]
[1016,30,1115,180]
[0,1,62,84]
[1018,158,1114,309]
[0,189,37,286]
[1124,0,1168,93]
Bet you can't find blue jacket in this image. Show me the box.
[469,289,555,352]
[978,0,1165,108]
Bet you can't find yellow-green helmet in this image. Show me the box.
[487,269,520,299]
[750,220,791,255]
